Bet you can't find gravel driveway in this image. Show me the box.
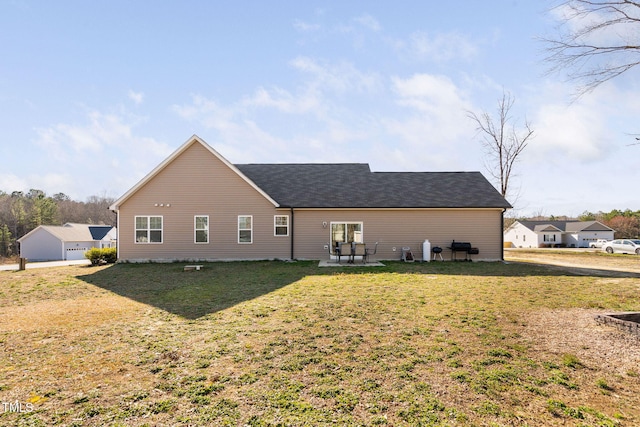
[0,259,90,271]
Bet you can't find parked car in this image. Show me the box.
[602,239,640,254]
[589,239,609,248]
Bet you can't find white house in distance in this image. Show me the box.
[18,223,116,261]
[504,220,615,248]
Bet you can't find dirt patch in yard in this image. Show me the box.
[524,308,640,377]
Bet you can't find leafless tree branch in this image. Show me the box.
[467,92,534,202]
[543,0,640,96]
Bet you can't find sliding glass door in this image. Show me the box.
[331,222,363,249]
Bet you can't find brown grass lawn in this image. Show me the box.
[1,254,639,426]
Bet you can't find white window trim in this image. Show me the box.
[135,215,163,244]
[194,215,209,244]
[330,221,364,247]
[274,215,289,237]
[238,215,253,244]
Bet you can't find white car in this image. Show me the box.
[602,239,640,254]
[589,239,609,248]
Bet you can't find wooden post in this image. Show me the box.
[18,257,27,270]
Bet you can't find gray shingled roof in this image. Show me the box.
[236,163,511,209]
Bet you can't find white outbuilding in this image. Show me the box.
[17,223,116,261]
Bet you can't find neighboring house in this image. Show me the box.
[504,220,615,248]
[109,135,512,262]
[18,223,117,261]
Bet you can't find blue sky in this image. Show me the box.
[1,1,639,217]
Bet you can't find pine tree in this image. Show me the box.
[0,224,12,257]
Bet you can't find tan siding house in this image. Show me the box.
[110,135,511,262]
[292,209,504,261]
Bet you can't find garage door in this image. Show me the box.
[66,247,90,260]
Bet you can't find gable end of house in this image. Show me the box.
[109,135,279,211]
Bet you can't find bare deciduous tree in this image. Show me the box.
[543,0,640,96]
[467,92,534,201]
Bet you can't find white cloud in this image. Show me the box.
[174,59,382,139]
[36,111,141,157]
[172,57,386,165]
[128,90,144,105]
[0,172,78,198]
[381,74,479,170]
[290,56,382,95]
[293,19,321,32]
[527,81,640,163]
[294,12,382,50]
[511,78,640,215]
[173,68,486,174]
[241,86,320,114]
[391,30,478,63]
[533,102,608,161]
[213,120,291,162]
[32,109,171,199]
[391,73,472,115]
[173,94,291,162]
[0,173,28,194]
[354,14,381,32]
[173,95,237,129]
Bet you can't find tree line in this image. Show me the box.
[0,189,116,258]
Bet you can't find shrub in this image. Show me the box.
[102,247,117,263]
[85,248,103,265]
[84,247,117,265]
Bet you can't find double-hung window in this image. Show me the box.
[274,215,289,236]
[195,215,209,243]
[238,215,252,243]
[135,216,163,243]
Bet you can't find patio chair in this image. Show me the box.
[364,242,378,264]
[338,242,354,263]
[353,242,366,264]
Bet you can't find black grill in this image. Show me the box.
[449,241,472,252]
[448,240,479,261]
